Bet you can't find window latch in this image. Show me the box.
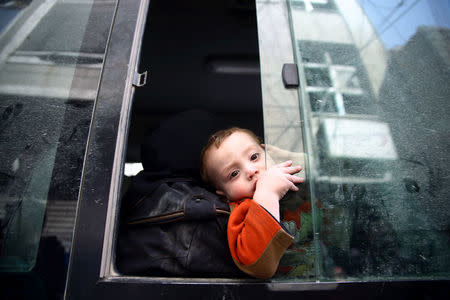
[282,63,299,88]
[132,71,147,87]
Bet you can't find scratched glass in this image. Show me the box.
[0,0,116,272]
[258,0,450,280]
[290,0,450,280]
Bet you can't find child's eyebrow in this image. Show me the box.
[220,162,236,179]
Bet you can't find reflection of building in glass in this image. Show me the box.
[299,41,376,115]
[292,2,397,184]
[292,0,336,11]
[290,0,450,279]
[379,26,450,233]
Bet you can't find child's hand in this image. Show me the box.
[265,144,306,177]
[257,160,303,198]
[253,161,304,220]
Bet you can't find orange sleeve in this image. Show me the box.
[227,199,293,279]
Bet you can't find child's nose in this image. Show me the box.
[246,164,258,179]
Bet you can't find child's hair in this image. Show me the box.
[200,127,262,186]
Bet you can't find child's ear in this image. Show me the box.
[261,143,265,149]
[215,189,225,196]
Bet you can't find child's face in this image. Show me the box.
[205,131,266,202]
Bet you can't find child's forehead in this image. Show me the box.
[221,130,259,146]
[208,131,260,162]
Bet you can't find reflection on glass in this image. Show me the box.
[0,0,115,273]
[292,0,337,11]
[286,0,450,280]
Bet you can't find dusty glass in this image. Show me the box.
[0,0,116,272]
[256,0,314,279]
[288,0,450,280]
[257,0,449,281]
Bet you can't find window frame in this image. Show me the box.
[64,0,149,298]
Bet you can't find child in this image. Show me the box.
[200,127,304,279]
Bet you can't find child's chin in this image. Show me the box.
[243,192,255,200]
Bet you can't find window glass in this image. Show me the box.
[256,0,312,279]
[282,0,450,280]
[0,0,116,274]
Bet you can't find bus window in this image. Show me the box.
[0,0,117,297]
[275,0,450,280]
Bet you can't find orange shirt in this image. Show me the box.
[227,199,294,279]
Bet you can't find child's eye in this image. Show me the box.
[230,170,239,179]
[250,153,259,161]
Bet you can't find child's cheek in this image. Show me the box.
[230,182,250,200]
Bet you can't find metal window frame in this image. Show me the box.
[64,0,149,298]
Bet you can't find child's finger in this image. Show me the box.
[289,183,299,192]
[287,174,305,183]
[281,165,302,174]
[274,160,292,168]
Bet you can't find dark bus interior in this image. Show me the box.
[117,0,263,276]
[126,0,263,167]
